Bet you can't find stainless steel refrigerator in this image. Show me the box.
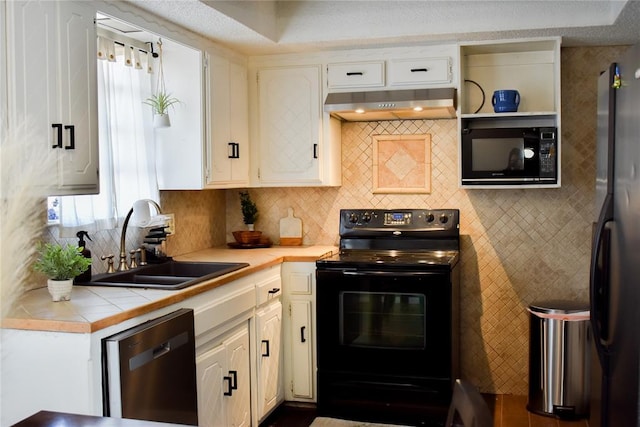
[591,45,640,427]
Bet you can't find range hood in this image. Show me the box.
[324,88,457,121]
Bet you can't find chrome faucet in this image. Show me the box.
[118,199,162,271]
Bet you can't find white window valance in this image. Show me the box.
[96,29,154,73]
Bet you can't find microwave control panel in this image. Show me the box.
[539,128,557,176]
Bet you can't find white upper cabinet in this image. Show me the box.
[155,44,251,190]
[459,38,561,118]
[388,57,452,86]
[324,45,457,93]
[327,61,385,89]
[154,39,205,190]
[6,0,99,195]
[253,65,341,187]
[205,52,250,188]
[458,37,562,189]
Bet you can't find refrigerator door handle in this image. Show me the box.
[590,192,614,362]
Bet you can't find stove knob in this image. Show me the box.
[362,212,372,222]
[439,214,449,224]
[348,213,359,223]
[425,213,435,223]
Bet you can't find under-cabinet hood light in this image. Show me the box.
[324,88,456,121]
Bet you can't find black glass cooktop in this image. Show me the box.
[317,249,459,269]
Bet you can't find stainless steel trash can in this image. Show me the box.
[527,300,590,419]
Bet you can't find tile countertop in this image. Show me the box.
[2,245,337,334]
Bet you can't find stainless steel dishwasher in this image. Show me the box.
[102,308,198,425]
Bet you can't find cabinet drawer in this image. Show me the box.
[257,274,282,306]
[388,57,451,85]
[327,61,385,89]
[194,284,256,337]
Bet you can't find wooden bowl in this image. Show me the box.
[232,230,262,244]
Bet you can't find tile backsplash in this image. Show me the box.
[46,46,627,395]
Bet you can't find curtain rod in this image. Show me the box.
[97,27,158,57]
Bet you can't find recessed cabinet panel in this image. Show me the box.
[257,66,321,184]
[256,301,284,421]
[289,272,312,295]
[196,344,227,427]
[227,329,251,427]
[327,61,385,89]
[388,57,451,86]
[291,300,313,399]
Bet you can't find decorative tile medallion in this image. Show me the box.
[372,134,431,194]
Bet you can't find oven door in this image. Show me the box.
[316,267,454,381]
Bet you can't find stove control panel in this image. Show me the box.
[340,209,459,233]
[384,212,412,225]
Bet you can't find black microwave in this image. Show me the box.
[461,126,557,186]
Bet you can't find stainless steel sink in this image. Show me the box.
[78,261,249,290]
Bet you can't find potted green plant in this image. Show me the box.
[143,92,180,128]
[33,243,92,302]
[239,190,258,230]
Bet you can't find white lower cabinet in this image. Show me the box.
[256,300,284,420]
[197,323,251,427]
[194,265,283,427]
[0,266,285,426]
[282,262,317,402]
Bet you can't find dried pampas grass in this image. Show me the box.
[0,119,56,317]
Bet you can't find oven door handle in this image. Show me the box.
[341,271,442,277]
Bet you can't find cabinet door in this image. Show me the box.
[256,301,283,420]
[56,1,99,193]
[196,343,227,427]
[226,327,251,427]
[290,300,314,399]
[282,262,317,402]
[257,66,321,185]
[228,61,250,184]
[6,0,98,195]
[207,54,249,188]
[196,325,250,427]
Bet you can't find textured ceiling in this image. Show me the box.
[123,0,640,55]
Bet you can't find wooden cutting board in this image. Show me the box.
[279,208,302,246]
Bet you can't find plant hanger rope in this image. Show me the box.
[155,38,166,95]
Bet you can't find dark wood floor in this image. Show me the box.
[259,396,591,427]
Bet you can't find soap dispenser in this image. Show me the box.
[75,231,92,284]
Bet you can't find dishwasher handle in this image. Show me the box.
[129,331,189,372]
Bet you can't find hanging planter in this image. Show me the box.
[144,92,180,127]
[143,39,180,128]
[153,113,171,128]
